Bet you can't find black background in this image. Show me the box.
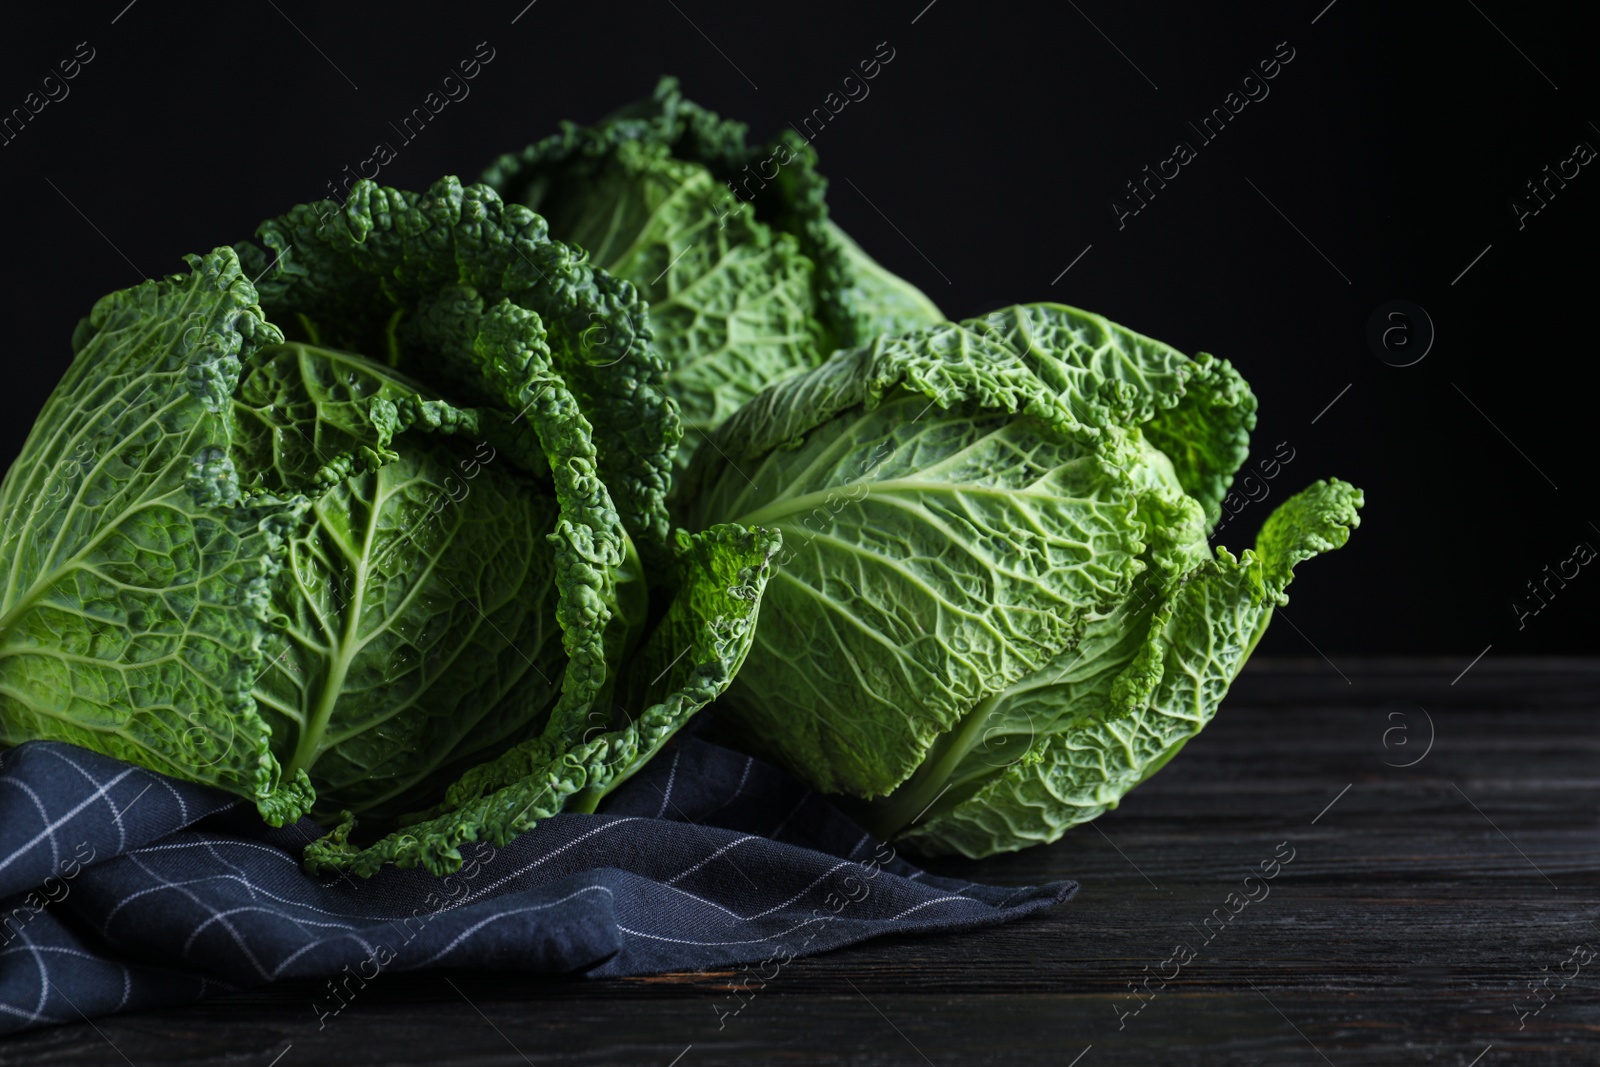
[0,0,1592,659]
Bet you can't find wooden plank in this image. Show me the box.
[3,659,1596,1065]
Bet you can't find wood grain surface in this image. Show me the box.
[3,657,1596,1066]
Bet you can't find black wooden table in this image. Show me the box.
[3,658,1595,1066]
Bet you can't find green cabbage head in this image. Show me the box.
[0,177,780,876]
[679,303,1361,857]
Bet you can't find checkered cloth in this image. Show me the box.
[0,731,1074,1033]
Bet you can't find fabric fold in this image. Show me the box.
[0,730,1073,1035]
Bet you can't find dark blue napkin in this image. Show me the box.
[0,732,1074,1034]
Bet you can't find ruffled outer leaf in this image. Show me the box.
[0,250,315,824]
[233,343,568,822]
[680,301,1256,507]
[237,175,678,557]
[302,522,781,876]
[893,479,1363,857]
[983,304,1258,529]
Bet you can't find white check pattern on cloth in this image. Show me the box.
[0,734,1075,1034]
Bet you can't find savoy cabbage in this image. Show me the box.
[0,177,779,875]
[679,303,1361,856]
